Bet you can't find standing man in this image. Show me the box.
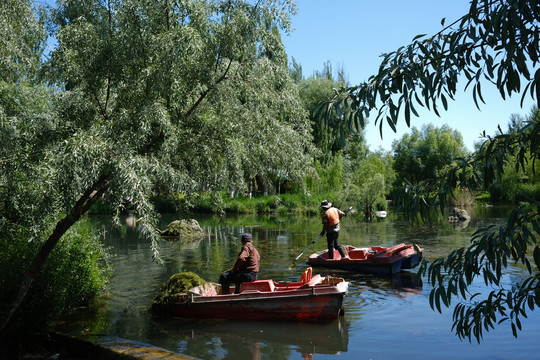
[320,200,348,259]
[219,233,260,294]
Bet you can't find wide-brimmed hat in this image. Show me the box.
[241,233,252,242]
[320,200,332,209]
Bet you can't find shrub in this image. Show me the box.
[375,199,388,211]
[277,205,289,215]
[516,182,540,202]
[255,199,273,213]
[0,227,110,354]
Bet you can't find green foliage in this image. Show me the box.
[344,174,385,221]
[0,0,61,244]
[288,56,303,82]
[392,124,468,185]
[447,187,476,207]
[392,112,540,342]
[305,154,344,197]
[278,193,310,213]
[223,196,257,215]
[40,0,308,250]
[342,151,393,221]
[277,205,289,215]
[88,198,116,215]
[517,182,540,202]
[42,229,110,313]
[0,228,109,341]
[192,192,322,216]
[297,61,361,163]
[0,0,46,82]
[374,198,388,211]
[186,55,314,198]
[474,191,491,205]
[256,199,274,213]
[222,194,304,215]
[484,110,540,204]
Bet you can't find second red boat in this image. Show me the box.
[306,243,423,275]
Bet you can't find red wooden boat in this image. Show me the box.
[161,268,349,321]
[306,243,423,275]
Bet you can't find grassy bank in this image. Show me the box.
[196,193,333,216]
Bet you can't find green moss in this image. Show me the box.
[152,272,208,305]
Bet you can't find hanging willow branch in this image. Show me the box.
[315,0,540,138]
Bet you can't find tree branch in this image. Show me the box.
[182,58,234,118]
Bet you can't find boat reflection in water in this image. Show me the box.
[311,268,423,304]
[153,316,349,359]
[350,270,422,297]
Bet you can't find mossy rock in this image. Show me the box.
[160,219,206,238]
[448,207,471,222]
[152,272,208,306]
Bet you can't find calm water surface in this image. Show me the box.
[61,207,540,360]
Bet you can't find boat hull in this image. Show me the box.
[307,244,423,275]
[169,291,345,321]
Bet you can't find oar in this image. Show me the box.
[294,234,323,262]
[293,206,354,263]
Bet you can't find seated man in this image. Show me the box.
[219,233,260,294]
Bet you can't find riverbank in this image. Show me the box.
[21,332,196,360]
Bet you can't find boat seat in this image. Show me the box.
[299,274,323,288]
[377,243,407,257]
[240,279,275,293]
[349,249,368,260]
[188,283,221,297]
[300,267,312,284]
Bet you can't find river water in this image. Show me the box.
[60,207,540,359]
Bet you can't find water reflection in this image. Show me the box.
[302,270,422,300]
[152,317,349,359]
[123,212,137,228]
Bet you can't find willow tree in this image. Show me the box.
[1,0,311,333]
[316,0,540,342]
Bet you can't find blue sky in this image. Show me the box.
[281,0,536,152]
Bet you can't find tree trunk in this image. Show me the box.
[0,176,110,334]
